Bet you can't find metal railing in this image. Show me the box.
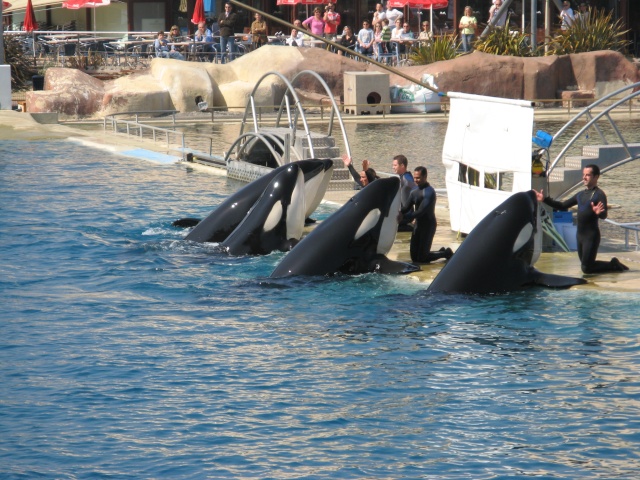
[103,110,186,159]
[604,219,640,251]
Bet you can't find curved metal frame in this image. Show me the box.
[224,131,304,166]
[547,81,640,198]
[234,69,352,166]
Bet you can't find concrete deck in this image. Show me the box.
[3,110,638,292]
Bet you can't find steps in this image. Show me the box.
[548,143,640,196]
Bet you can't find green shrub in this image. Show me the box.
[3,34,37,90]
[546,8,630,55]
[474,26,539,57]
[408,35,460,65]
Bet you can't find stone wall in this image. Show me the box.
[25,47,640,118]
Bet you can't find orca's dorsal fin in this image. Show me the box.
[532,270,587,289]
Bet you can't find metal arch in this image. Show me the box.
[238,70,315,158]
[223,131,301,167]
[546,81,640,198]
[556,154,640,199]
[289,70,352,161]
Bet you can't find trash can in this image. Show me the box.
[32,75,45,91]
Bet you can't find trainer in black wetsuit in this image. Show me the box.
[341,154,377,189]
[535,164,628,274]
[400,166,453,264]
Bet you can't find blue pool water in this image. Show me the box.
[2,140,640,479]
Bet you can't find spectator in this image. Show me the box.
[391,19,412,55]
[323,3,341,41]
[576,2,590,25]
[489,0,507,27]
[373,22,385,59]
[560,1,575,30]
[338,26,356,55]
[251,13,268,50]
[372,3,386,26]
[418,20,433,45]
[384,2,403,25]
[286,28,304,47]
[380,18,392,53]
[459,6,477,52]
[167,25,186,55]
[302,7,326,40]
[154,31,184,60]
[356,19,375,56]
[193,20,214,61]
[218,2,238,62]
[400,166,453,264]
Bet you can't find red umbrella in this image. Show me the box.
[387,0,448,35]
[191,0,205,25]
[276,0,330,5]
[62,0,110,31]
[62,0,110,9]
[23,0,37,32]
[2,1,11,8]
[387,0,447,9]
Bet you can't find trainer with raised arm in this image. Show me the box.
[534,164,629,273]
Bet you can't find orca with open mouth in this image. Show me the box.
[221,162,306,255]
[178,160,331,243]
[270,176,419,277]
[427,190,587,294]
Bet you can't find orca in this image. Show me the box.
[221,163,306,255]
[427,191,587,294]
[270,176,419,278]
[181,160,330,243]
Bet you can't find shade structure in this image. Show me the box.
[62,0,110,8]
[62,0,110,32]
[2,1,11,7]
[22,0,37,31]
[387,0,447,9]
[191,0,205,25]
[276,0,331,5]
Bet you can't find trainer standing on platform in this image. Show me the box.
[535,164,629,273]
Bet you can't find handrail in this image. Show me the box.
[103,110,178,129]
[223,132,296,166]
[238,69,352,163]
[103,112,186,159]
[546,81,640,198]
[604,219,640,251]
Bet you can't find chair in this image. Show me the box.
[57,42,77,67]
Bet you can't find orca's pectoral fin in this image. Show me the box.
[370,255,421,275]
[172,218,201,228]
[532,270,587,289]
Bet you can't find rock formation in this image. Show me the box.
[26,46,639,118]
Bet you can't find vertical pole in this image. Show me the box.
[530,0,537,51]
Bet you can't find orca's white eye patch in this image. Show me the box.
[263,202,283,232]
[355,209,381,240]
[513,223,533,253]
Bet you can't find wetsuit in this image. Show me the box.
[402,182,450,263]
[398,172,417,231]
[544,187,622,273]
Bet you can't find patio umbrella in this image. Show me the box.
[276,0,330,4]
[2,1,11,8]
[388,0,448,36]
[62,0,110,31]
[23,0,37,32]
[191,0,205,25]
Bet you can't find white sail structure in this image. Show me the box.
[442,92,535,235]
